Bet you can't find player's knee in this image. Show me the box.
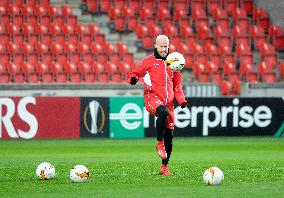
[156,105,168,119]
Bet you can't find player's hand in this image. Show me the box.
[130,76,138,85]
[181,101,188,109]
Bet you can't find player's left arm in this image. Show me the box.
[173,71,188,108]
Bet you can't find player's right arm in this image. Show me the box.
[127,59,149,85]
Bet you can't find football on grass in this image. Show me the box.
[203,167,224,185]
[70,165,90,183]
[36,162,55,180]
[166,52,185,71]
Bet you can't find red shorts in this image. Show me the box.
[144,93,175,130]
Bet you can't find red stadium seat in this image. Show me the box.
[142,35,153,50]
[69,52,80,64]
[109,52,121,64]
[119,62,132,73]
[157,8,170,22]
[191,0,205,11]
[219,45,234,58]
[51,62,63,73]
[253,7,270,32]
[210,53,222,67]
[279,62,284,81]
[128,0,140,14]
[48,5,59,16]
[51,43,64,55]
[173,0,188,12]
[110,72,123,83]
[122,6,135,17]
[174,9,187,22]
[262,71,277,83]
[140,8,152,22]
[0,32,10,45]
[38,0,50,7]
[64,43,77,54]
[86,0,99,13]
[53,15,64,26]
[82,52,93,65]
[220,80,233,96]
[116,42,128,54]
[79,62,92,73]
[79,62,95,82]
[8,4,21,16]
[78,43,90,54]
[41,15,51,26]
[258,61,273,77]
[0,0,9,6]
[94,34,106,46]
[93,62,108,82]
[240,0,254,15]
[49,24,62,35]
[8,42,21,54]
[22,62,36,73]
[35,24,49,35]
[240,63,254,78]
[61,5,73,16]
[193,62,206,78]
[206,61,219,73]
[34,5,48,16]
[207,0,222,14]
[236,43,251,57]
[90,42,103,54]
[41,72,53,83]
[109,7,121,21]
[35,43,48,56]
[115,16,126,31]
[37,62,50,74]
[198,72,209,82]
[66,16,77,25]
[196,53,207,65]
[26,52,38,66]
[136,25,148,39]
[224,0,238,15]
[232,8,247,22]
[227,71,240,82]
[223,62,236,77]
[88,24,100,35]
[259,43,275,59]
[41,52,52,65]
[211,72,222,84]
[123,52,134,65]
[100,0,111,13]
[184,53,194,69]
[127,16,138,31]
[235,17,250,31]
[97,52,108,64]
[13,53,24,65]
[179,17,191,30]
[0,43,7,53]
[0,71,10,83]
[232,25,248,39]
[264,53,278,68]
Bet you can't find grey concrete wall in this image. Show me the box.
[255,0,284,27]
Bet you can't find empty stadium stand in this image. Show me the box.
[0,0,284,96]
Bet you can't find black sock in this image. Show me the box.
[162,128,173,165]
[155,105,168,141]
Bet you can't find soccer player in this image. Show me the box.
[127,35,188,176]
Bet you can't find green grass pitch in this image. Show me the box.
[0,137,284,198]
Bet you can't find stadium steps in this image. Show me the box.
[51,0,146,62]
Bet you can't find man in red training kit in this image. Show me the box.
[127,35,188,176]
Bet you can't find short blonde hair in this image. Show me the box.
[155,35,169,46]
